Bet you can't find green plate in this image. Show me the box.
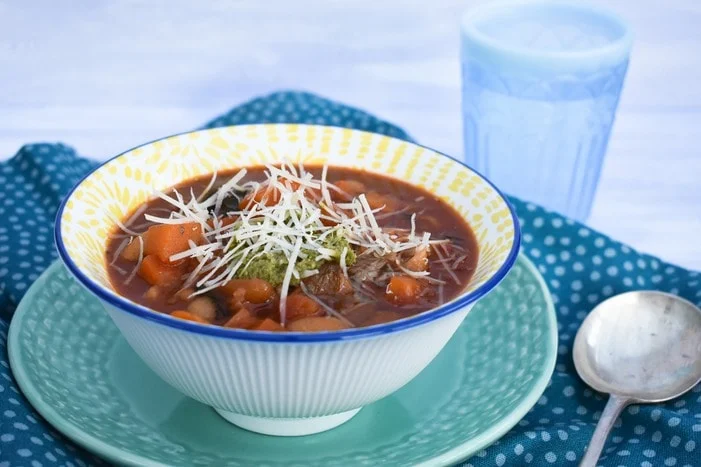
[9,255,557,466]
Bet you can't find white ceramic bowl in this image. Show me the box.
[56,124,520,436]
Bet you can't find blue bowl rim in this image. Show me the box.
[55,124,521,343]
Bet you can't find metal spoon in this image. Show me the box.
[573,291,701,467]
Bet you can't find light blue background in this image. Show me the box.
[1,0,699,269]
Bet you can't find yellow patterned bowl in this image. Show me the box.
[55,124,520,436]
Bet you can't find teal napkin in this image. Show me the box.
[1,92,699,466]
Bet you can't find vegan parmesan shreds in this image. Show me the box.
[104,160,487,333]
[106,163,486,331]
[108,161,466,320]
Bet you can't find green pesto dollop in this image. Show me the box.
[237,252,290,286]
[236,232,356,286]
[323,231,357,265]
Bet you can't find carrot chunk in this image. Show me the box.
[144,223,202,263]
[171,310,208,324]
[224,308,261,329]
[285,294,322,322]
[253,318,285,332]
[220,279,275,304]
[138,255,184,287]
[385,275,424,305]
[287,316,348,332]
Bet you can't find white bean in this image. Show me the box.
[187,296,216,322]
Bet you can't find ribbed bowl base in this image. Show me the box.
[214,408,362,436]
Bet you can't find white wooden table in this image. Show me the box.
[1,0,699,269]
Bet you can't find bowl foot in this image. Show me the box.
[214,408,362,436]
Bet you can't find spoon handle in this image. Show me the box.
[579,395,630,467]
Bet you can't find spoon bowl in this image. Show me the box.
[574,290,701,401]
[573,290,701,466]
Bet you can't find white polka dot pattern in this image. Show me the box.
[462,205,701,467]
[0,146,102,464]
[1,91,700,466]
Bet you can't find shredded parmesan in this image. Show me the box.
[112,264,128,275]
[214,169,247,214]
[124,204,148,229]
[144,214,197,225]
[106,211,142,237]
[169,241,222,263]
[279,237,303,325]
[433,242,460,285]
[110,160,466,325]
[110,237,130,265]
[197,171,218,203]
[339,246,349,279]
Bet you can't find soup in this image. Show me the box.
[106,164,478,332]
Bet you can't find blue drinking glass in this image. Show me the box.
[461,1,633,221]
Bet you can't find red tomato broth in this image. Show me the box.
[105,166,479,331]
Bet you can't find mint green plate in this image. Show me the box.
[9,255,556,466]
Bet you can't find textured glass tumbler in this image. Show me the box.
[461,1,632,221]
